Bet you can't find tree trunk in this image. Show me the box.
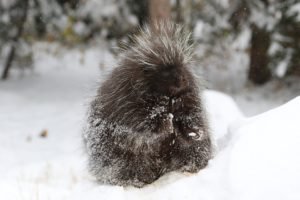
[229,0,250,31]
[33,0,46,37]
[1,46,16,80]
[126,0,149,26]
[175,0,183,24]
[2,0,29,80]
[149,0,171,24]
[248,24,271,84]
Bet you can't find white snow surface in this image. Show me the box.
[1,43,300,200]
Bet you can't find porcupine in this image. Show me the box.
[83,22,212,188]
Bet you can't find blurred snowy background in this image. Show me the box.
[0,0,299,199]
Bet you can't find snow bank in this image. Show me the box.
[228,96,300,200]
[203,90,244,151]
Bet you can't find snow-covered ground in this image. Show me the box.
[0,43,299,200]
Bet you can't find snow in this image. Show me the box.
[79,0,119,19]
[275,51,291,78]
[1,43,300,200]
[193,21,206,39]
[78,0,138,29]
[231,78,300,116]
[0,0,17,9]
[228,97,300,200]
[196,26,250,93]
[288,3,300,21]
[203,90,244,150]
[188,132,197,137]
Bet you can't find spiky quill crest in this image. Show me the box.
[122,21,195,69]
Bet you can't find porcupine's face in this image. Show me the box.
[143,64,189,97]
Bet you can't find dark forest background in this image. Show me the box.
[0,0,299,86]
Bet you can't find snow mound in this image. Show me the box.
[203,90,244,151]
[228,96,300,200]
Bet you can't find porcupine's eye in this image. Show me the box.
[143,68,153,76]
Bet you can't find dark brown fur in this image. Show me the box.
[83,22,212,187]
